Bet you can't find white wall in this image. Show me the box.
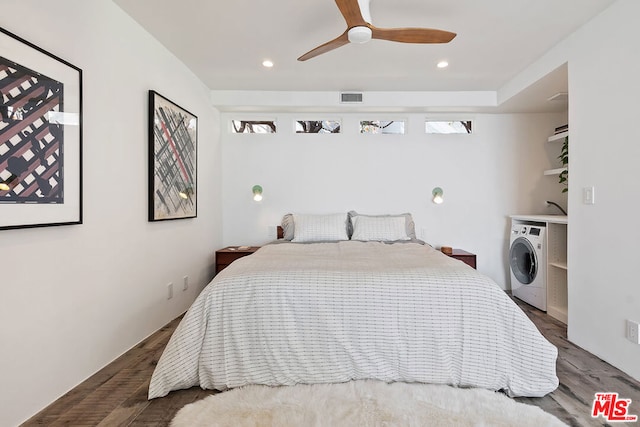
[6,2,636,425]
[0,1,222,425]
[565,0,640,380]
[220,112,566,288]
[501,0,640,382]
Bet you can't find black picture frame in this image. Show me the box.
[0,27,83,231]
[148,90,197,221]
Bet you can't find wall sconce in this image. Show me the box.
[252,185,263,202]
[432,187,444,204]
[0,173,18,192]
[178,185,194,200]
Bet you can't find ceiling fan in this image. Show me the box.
[298,0,456,61]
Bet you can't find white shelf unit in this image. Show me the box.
[544,167,568,176]
[549,261,567,269]
[544,130,568,177]
[548,130,569,142]
[546,222,568,324]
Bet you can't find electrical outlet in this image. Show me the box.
[167,282,174,300]
[183,275,189,291]
[627,319,640,344]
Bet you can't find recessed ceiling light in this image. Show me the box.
[437,61,449,69]
[262,59,274,68]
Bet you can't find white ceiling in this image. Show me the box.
[113,0,615,112]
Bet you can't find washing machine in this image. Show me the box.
[509,222,547,311]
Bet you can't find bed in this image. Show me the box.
[148,217,559,399]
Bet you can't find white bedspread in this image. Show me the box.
[149,242,558,399]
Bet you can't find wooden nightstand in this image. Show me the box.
[446,249,477,269]
[216,246,260,274]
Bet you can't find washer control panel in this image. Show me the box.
[512,226,527,235]
[511,225,543,237]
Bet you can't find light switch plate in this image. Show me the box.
[583,186,595,205]
[627,319,640,344]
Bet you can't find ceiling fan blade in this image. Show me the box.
[370,26,456,44]
[335,0,368,27]
[298,31,350,61]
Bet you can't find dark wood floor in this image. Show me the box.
[22,297,640,427]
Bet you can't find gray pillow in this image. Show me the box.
[281,213,295,240]
[347,211,417,240]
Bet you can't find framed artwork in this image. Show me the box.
[0,27,83,230]
[148,90,197,221]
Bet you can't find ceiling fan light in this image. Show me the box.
[297,0,455,61]
[348,26,372,44]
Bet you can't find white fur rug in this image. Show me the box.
[170,381,566,427]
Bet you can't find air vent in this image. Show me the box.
[340,92,363,103]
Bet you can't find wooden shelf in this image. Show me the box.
[548,131,568,142]
[544,167,567,176]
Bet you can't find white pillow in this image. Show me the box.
[351,215,410,242]
[292,213,349,242]
[348,211,417,240]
